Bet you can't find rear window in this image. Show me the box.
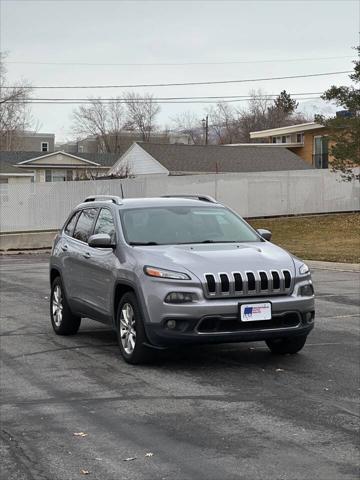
[73,208,98,243]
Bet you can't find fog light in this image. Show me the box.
[165,292,197,304]
[305,312,315,323]
[299,284,314,296]
[166,319,177,329]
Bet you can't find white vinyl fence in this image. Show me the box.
[0,170,359,233]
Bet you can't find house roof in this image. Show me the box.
[0,150,120,174]
[137,142,312,173]
[250,122,324,139]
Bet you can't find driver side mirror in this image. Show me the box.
[88,233,115,249]
[257,229,272,241]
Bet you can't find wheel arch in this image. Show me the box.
[112,281,147,329]
[50,267,62,286]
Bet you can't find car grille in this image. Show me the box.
[203,270,293,298]
[196,312,301,333]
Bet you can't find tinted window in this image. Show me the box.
[93,208,116,243]
[121,206,259,245]
[64,211,80,237]
[73,208,98,243]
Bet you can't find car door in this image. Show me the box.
[60,209,81,299]
[67,207,99,314]
[82,207,119,322]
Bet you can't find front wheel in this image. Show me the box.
[266,335,307,355]
[116,292,152,365]
[50,277,81,335]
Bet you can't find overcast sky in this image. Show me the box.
[1,0,358,142]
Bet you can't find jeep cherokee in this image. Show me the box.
[49,195,315,364]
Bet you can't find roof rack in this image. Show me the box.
[83,195,123,205]
[161,195,217,203]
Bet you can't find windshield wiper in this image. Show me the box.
[129,241,158,246]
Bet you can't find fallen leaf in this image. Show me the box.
[145,452,154,457]
[123,457,136,462]
[73,432,88,437]
[275,368,284,372]
[324,387,329,391]
[80,469,90,475]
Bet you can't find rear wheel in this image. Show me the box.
[50,277,81,335]
[116,292,152,365]
[266,335,307,355]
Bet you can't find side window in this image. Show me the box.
[64,211,80,237]
[73,208,98,243]
[93,208,116,243]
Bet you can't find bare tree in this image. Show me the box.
[171,111,203,144]
[236,89,309,142]
[72,98,127,153]
[123,92,160,141]
[206,102,241,144]
[0,52,33,150]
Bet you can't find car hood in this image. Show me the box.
[131,242,295,278]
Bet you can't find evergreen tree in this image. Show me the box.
[316,47,360,181]
[273,90,299,115]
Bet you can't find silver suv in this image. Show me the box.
[50,195,315,364]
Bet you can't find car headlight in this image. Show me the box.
[299,263,310,275]
[165,292,197,303]
[144,266,190,280]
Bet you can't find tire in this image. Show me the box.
[50,277,81,335]
[266,335,307,355]
[116,292,152,365]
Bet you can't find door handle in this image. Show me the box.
[83,252,91,259]
[61,245,68,252]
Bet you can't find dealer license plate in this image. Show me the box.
[240,302,272,322]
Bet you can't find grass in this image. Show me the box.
[248,213,360,264]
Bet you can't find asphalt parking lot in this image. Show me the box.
[1,254,359,480]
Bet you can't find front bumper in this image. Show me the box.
[143,293,315,347]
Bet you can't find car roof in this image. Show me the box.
[76,196,222,210]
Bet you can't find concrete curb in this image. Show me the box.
[306,260,360,273]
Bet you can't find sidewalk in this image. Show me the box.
[306,260,360,273]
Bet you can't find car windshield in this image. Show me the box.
[120,206,260,245]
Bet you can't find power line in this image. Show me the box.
[3,71,351,90]
[3,55,354,67]
[11,96,322,105]
[14,91,324,101]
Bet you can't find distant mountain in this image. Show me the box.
[297,98,339,120]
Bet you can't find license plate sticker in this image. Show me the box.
[240,302,272,322]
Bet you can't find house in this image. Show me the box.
[58,131,191,154]
[108,142,312,177]
[1,130,55,153]
[0,150,122,184]
[249,122,331,169]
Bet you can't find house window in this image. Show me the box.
[41,142,49,152]
[296,133,303,144]
[281,136,286,143]
[272,137,277,144]
[78,145,84,153]
[45,169,72,182]
[313,136,329,169]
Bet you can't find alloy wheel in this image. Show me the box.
[119,303,137,355]
[52,285,63,327]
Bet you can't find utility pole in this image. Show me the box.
[202,115,209,145]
